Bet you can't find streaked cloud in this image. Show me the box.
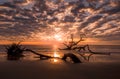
[0,0,119,43]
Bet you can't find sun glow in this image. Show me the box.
[53,59,58,62]
[54,34,62,41]
[50,58,60,63]
[54,52,60,58]
[50,52,60,63]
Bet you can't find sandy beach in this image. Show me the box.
[0,0,120,79]
[0,45,120,79]
[0,52,120,79]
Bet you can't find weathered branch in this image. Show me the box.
[59,34,85,50]
[25,49,53,59]
[72,36,83,46]
[77,45,111,61]
[25,49,82,63]
[62,42,70,48]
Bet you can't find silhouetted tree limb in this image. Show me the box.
[25,49,53,59]
[62,53,82,63]
[25,49,82,63]
[5,42,82,63]
[76,45,111,61]
[59,34,85,50]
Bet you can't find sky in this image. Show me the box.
[0,0,120,45]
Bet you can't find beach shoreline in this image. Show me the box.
[0,60,120,79]
[0,44,120,79]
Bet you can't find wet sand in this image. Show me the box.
[0,59,120,79]
[0,52,120,79]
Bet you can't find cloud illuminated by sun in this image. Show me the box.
[54,34,62,41]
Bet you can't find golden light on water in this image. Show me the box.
[53,59,58,63]
[49,44,63,63]
[51,45,61,63]
[54,52,60,58]
[50,58,61,64]
[53,45,60,58]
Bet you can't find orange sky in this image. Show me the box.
[0,38,120,45]
[0,0,119,46]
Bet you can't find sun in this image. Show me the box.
[54,34,62,41]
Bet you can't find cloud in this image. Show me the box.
[0,0,120,42]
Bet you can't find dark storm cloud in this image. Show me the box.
[0,0,119,41]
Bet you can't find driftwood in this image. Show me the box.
[62,53,82,63]
[25,49,81,63]
[25,49,53,60]
[74,45,110,54]
[5,42,82,63]
[59,34,85,50]
[75,45,111,61]
[59,34,111,61]
[5,42,25,60]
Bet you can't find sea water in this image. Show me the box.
[0,45,120,53]
[0,45,120,62]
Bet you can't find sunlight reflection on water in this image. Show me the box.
[49,58,63,64]
[0,45,120,63]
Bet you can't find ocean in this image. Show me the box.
[0,45,120,53]
[0,45,120,62]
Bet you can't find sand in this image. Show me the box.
[0,59,120,79]
[0,51,120,79]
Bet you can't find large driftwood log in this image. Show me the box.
[25,49,53,60]
[25,49,82,63]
